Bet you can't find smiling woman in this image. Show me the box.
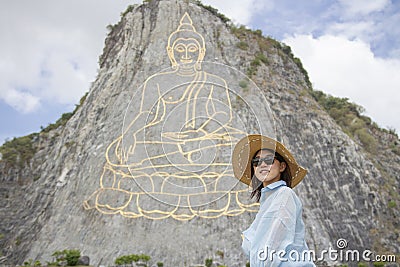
[232,134,315,266]
[250,149,293,201]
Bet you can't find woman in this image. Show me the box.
[232,134,316,266]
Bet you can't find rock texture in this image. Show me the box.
[0,1,399,266]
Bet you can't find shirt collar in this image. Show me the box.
[261,180,287,193]
[259,180,287,204]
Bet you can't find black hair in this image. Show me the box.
[250,148,292,202]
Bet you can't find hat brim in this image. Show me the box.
[232,135,307,187]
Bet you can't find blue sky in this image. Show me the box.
[1,0,399,145]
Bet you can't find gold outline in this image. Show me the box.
[83,12,258,220]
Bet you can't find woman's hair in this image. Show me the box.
[250,148,292,202]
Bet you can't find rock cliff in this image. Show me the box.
[0,1,399,266]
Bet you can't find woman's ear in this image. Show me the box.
[279,162,287,172]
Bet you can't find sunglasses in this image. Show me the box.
[251,156,276,167]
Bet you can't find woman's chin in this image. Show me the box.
[256,175,269,183]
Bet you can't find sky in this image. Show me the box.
[1,0,399,145]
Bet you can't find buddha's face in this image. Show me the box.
[171,38,203,66]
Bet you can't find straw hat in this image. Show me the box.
[232,134,307,187]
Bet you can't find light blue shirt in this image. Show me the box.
[242,180,316,267]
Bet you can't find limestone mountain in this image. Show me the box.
[0,1,399,266]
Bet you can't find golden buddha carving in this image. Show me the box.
[83,13,261,220]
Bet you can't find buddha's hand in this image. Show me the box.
[162,129,207,141]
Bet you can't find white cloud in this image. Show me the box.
[337,0,389,16]
[284,34,400,131]
[0,0,136,113]
[0,0,398,138]
[327,21,375,40]
[0,27,96,110]
[2,89,41,114]
[202,0,261,25]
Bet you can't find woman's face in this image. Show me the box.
[253,150,286,187]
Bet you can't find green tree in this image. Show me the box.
[23,259,42,267]
[65,249,80,266]
[115,253,151,265]
[51,249,81,266]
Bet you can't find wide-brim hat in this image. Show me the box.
[232,134,307,187]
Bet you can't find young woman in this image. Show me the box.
[232,134,316,266]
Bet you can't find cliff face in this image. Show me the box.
[1,1,399,266]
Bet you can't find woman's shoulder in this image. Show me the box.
[275,186,302,205]
[277,185,295,194]
[260,186,302,217]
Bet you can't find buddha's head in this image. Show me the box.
[167,13,206,70]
